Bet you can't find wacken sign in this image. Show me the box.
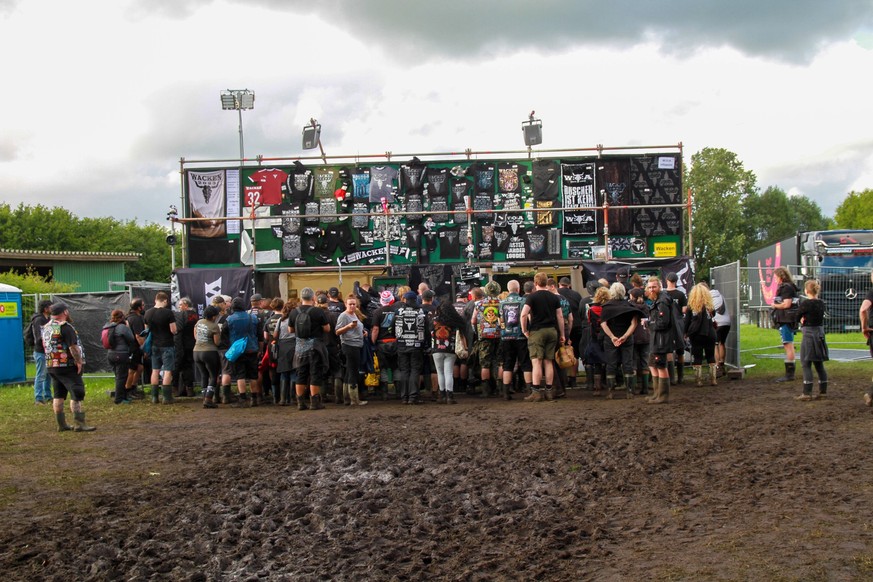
[338,245,412,266]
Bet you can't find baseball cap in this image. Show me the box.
[559,277,571,286]
[616,268,629,279]
[328,287,340,298]
[50,302,68,316]
[380,290,394,306]
[666,272,679,283]
[403,291,418,302]
[316,294,328,305]
[250,293,263,302]
[422,289,435,301]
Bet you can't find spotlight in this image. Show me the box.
[522,110,542,147]
[302,118,321,150]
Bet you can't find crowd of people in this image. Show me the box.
[29,268,873,430]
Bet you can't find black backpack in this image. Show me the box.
[295,306,313,339]
[23,316,36,347]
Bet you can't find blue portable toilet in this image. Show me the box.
[0,283,26,384]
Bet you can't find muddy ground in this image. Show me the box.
[2,372,873,581]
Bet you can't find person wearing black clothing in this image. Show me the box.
[44,302,96,432]
[558,277,583,386]
[289,287,331,410]
[684,284,718,387]
[394,292,430,404]
[104,309,137,404]
[645,277,675,404]
[796,280,829,401]
[520,272,565,402]
[317,294,344,404]
[193,305,222,408]
[124,299,147,399]
[772,267,799,382]
[599,283,640,399]
[174,297,199,397]
[144,291,178,404]
[665,273,688,385]
[628,288,651,395]
[29,299,53,404]
[586,286,611,396]
[371,290,399,399]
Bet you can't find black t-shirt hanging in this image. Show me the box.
[532,159,560,201]
[450,177,470,207]
[439,225,462,260]
[352,202,369,229]
[351,167,371,201]
[286,167,314,204]
[426,167,449,197]
[497,162,526,194]
[504,232,528,261]
[469,163,496,193]
[527,228,549,260]
[405,192,424,223]
[406,225,424,260]
[428,194,449,223]
[400,161,428,195]
[473,191,493,221]
[304,201,320,225]
[278,203,302,235]
[478,224,495,260]
[493,227,511,253]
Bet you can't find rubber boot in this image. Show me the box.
[676,360,685,385]
[73,411,96,432]
[502,383,513,401]
[709,364,718,386]
[524,386,543,402]
[351,387,368,406]
[605,375,616,400]
[775,362,796,383]
[297,391,308,411]
[797,382,814,400]
[694,365,703,387]
[203,386,218,409]
[278,378,288,406]
[648,377,669,404]
[817,381,828,399]
[56,411,72,432]
[717,363,726,378]
[234,393,249,408]
[645,377,660,402]
[342,383,352,406]
[585,365,595,392]
[638,372,649,396]
[161,385,174,405]
[221,385,232,405]
[592,375,602,397]
[250,392,260,407]
[310,392,325,410]
[447,390,457,404]
[625,374,636,399]
[439,390,447,404]
[333,378,344,405]
[150,385,160,404]
[667,361,677,386]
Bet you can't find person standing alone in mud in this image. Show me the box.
[795,280,829,401]
[43,303,96,432]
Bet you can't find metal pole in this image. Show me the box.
[238,108,245,162]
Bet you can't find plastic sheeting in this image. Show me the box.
[50,292,129,373]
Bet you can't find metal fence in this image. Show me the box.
[710,261,741,369]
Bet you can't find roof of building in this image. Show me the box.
[0,249,141,262]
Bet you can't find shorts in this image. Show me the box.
[528,327,558,361]
[476,338,500,369]
[129,347,143,370]
[48,367,86,401]
[502,339,532,373]
[649,352,668,369]
[779,324,795,344]
[230,351,259,382]
[151,346,176,373]
[296,350,325,388]
[219,350,232,377]
[716,325,731,345]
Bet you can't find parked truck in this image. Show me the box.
[748,230,873,332]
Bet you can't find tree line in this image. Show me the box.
[0,203,172,284]
[687,147,871,277]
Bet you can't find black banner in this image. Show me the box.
[562,162,597,235]
[173,267,253,316]
[580,257,693,290]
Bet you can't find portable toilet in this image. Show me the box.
[0,283,26,384]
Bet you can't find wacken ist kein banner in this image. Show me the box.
[172,268,253,316]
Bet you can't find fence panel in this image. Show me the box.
[710,261,741,369]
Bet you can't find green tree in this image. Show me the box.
[0,203,172,282]
[0,269,77,295]
[687,148,757,278]
[834,189,873,229]
[742,186,831,251]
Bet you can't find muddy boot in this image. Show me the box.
[676,361,685,385]
[250,392,260,407]
[694,365,703,387]
[647,377,669,404]
[56,411,72,432]
[709,364,718,386]
[816,381,828,399]
[585,366,595,392]
[667,361,677,386]
[638,372,649,396]
[775,362,796,383]
[438,390,447,404]
[797,382,814,400]
[351,387,368,406]
[605,375,616,400]
[543,385,555,402]
[72,411,96,432]
[341,383,351,406]
[234,393,249,408]
[150,385,160,404]
[645,377,660,402]
[161,385,174,405]
[333,378,344,406]
[297,391,308,411]
[716,363,726,378]
[524,386,544,402]
[378,382,389,401]
[625,374,636,399]
[278,379,288,406]
[592,375,602,397]
[310,393,325,410]
[502,383,513,401]
[221,385,232,405]
[203,386,218,409]
[447,390,457,404]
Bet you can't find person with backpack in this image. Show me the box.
[708,283,731,377]
[371,290,399,400]
[684,283,718,387]
[103,310,137,404]
[499,280,532,400]
[289,287,330,410]
[27,299,53,404]
[470,280,502,398]
[645,276,676,404]
[43,302,96,432]
[771,267,800,383]
[226,297,264,407]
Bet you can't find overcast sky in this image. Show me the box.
[1,0,872,226]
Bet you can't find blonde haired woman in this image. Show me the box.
[684,283,718,387]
